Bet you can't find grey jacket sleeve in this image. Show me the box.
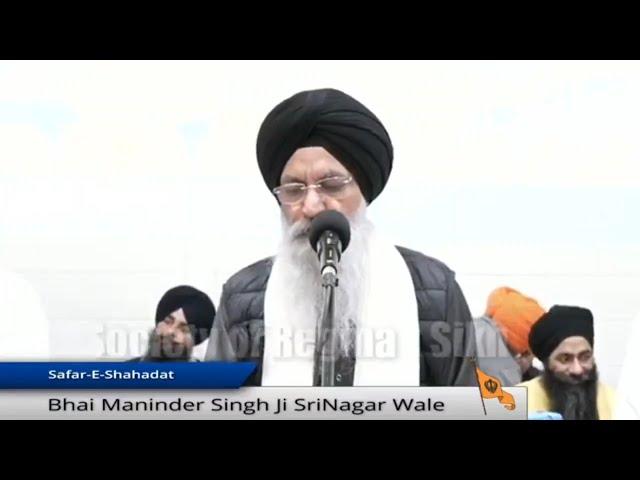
[423,275,478,386]
[205,286,238,361]
[446,277,478,386]
[474,316,522,386]
[205,282,264,365]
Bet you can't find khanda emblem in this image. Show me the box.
[484,378,499,394]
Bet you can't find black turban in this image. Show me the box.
[529,305,594,362]
[155,286,216,345]
[256,88,393,203]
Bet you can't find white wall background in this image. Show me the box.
[0,61,638,387]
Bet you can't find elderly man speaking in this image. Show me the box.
[206,88,477,387]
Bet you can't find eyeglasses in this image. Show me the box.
[272,175,353,205]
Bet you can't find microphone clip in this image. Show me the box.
[317,231,342,286]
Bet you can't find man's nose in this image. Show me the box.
[568,358,585,376]
[164,325,179,340]
[301,188,325,219]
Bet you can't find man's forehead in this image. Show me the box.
[553,335,593,355]
[165,308,187,324]
[281,147,349,180]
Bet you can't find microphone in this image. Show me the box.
[308,210,351,280]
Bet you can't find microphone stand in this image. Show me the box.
[313,270,338,386]
[313,234,341,387]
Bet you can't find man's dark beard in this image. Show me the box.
[143,330,192,362]
[543,365,599,420]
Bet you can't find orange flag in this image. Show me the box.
[475,367,516,411]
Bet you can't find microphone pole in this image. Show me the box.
[309,211,351,387]
[314,233,340,387]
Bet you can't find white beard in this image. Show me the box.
[275,205,373,356]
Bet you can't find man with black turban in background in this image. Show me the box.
[130,286,216,362]
[206,88,477,386]
[519,305,618,420]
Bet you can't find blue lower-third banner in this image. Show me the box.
[0,362,256,389]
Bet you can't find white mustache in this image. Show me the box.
[287,219,312,240]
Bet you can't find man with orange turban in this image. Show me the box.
[474,286,545,386]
